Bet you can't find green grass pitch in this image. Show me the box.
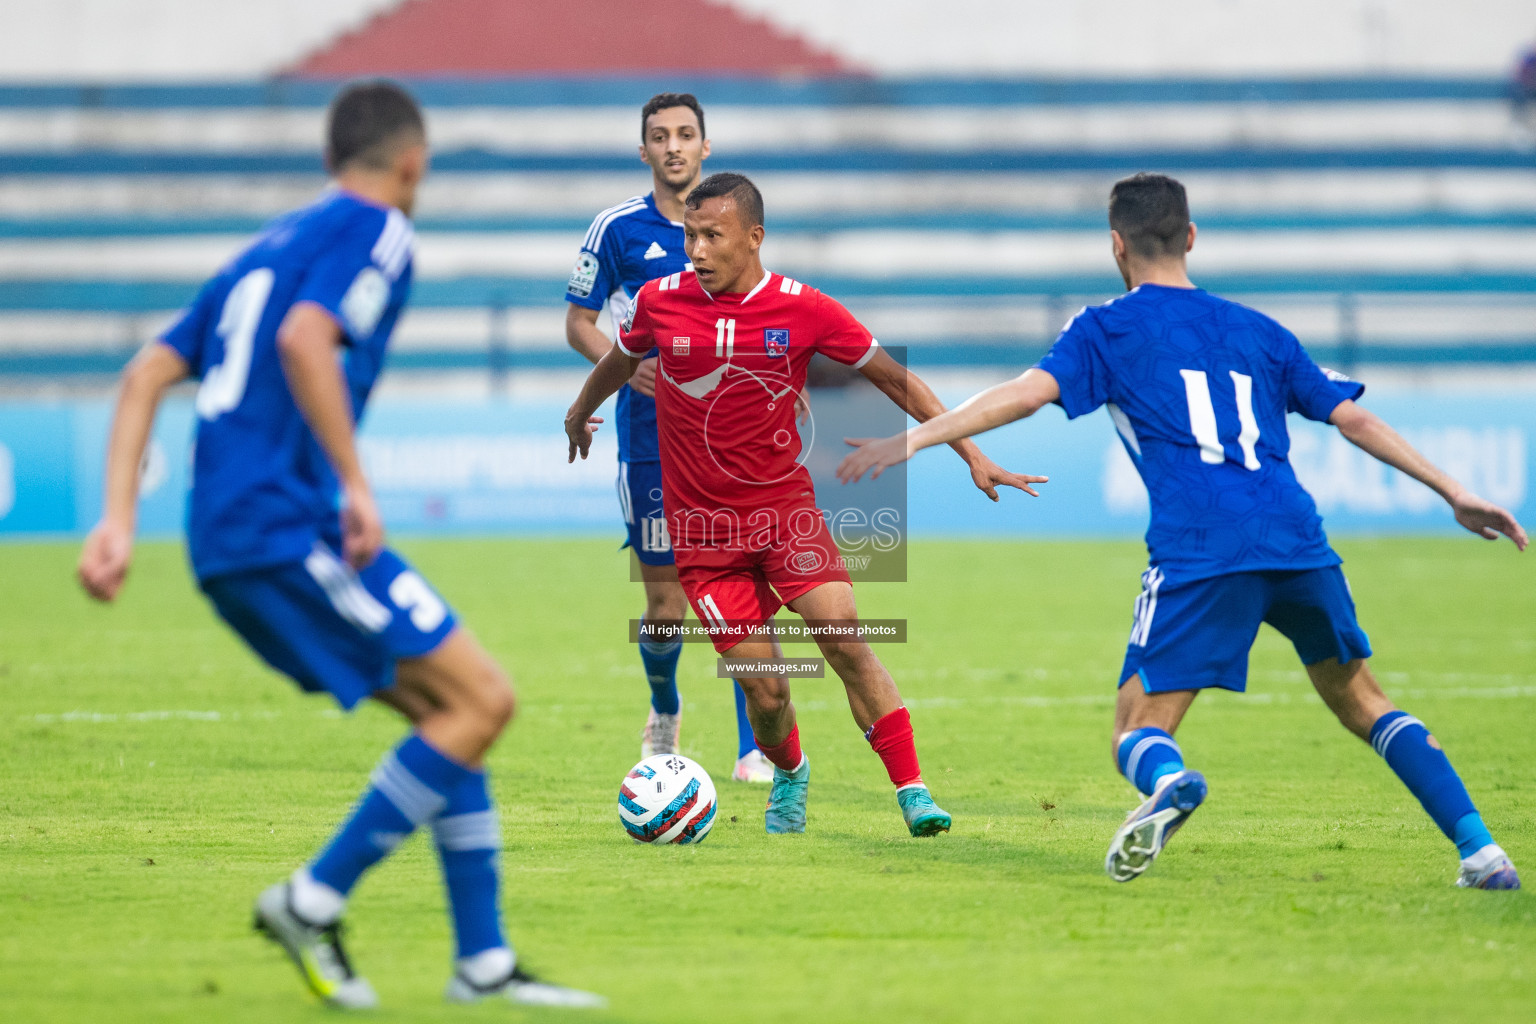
[1,536,1531,1022]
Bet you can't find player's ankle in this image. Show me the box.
[457,946,515,988]
[289,866,345,926]
[1460,844,1507,871]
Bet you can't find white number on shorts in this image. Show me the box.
[388,571,448,632]
[1178,369,1261,471]
[196,267,275,420]
[715,318,736,357]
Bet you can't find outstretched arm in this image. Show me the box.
[565,342,641,462]
[838,366,1061,488]
[78,342,190,601]
[850,348,1048,500]
[567,303,659,399]
[277,302,381,569]
[1330,399,1527,549]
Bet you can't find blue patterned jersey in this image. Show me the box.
[160,189,414,581]
[1035,284,1364,584]
[565,192,689,462]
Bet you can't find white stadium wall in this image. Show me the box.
[730,0,1536,76]
[0,0,1532,79]
[0,0,398,80]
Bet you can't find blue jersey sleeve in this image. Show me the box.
[565,212,625,310]
[294,206,408,345]
[158,275,223,373]
[1034,308,1112,419]
[1281,327,1365,421]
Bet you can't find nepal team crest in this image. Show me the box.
[764,329,790,358]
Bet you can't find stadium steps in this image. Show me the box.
[0,77,1532,378]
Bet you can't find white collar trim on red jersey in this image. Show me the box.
[740,270,773,305]
[689,268,773,305]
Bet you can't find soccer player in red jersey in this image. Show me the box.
[565,173,1045,836]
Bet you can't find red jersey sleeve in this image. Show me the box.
[616,281,657,358]
[811,290,879,368]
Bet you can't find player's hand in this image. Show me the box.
[837,433,909,484]
[966,453,1049,502]
[565,409,603,462]
[629,356,659,398]
[1450,489,1529,550]
[78,518,133,602]
[341,480,385,569]
[795,389,810,425]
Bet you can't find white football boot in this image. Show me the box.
[732,749,776,783]
[253,882,378,1009]
[445,962,607,1009]
[1105,770,1208,882]
[640,708,681,758]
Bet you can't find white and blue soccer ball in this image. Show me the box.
[619,754,717,844]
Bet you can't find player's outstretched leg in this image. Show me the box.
[1105,684,1203,882]
[636,564,688,758]
[256,726,479,1008]
[790,583,950,838]
[254,629,513,1008]
[1308,658,1519,890]
[725,632,808,833]
[391,631,606,1008]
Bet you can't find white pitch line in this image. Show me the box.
[24,681,1536,724]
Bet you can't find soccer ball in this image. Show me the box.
[618,754,718,844]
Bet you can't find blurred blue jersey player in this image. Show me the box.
[563,93,773,783]
[841,173,1527,891]
[77,82,604,1010]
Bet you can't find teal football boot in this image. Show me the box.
[897,785,951,837]
[764,756,809,834]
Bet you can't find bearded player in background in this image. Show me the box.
[564,94,773,783]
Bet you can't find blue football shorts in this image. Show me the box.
[618,459,674,567]
[200,542,458,710]
[1120,565,1372,694]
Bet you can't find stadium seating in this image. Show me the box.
[0,76,1533,380]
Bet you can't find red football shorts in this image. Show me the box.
[674,507,852,653]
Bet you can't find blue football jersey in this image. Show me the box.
[564,192,689,462]
[1036,284,1364,584]
[160,189,414,581]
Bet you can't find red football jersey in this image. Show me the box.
[617,269,878,545]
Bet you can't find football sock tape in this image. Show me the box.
[1370,710,1486,854]
[1117,727,1185,796]
[309,734,475,897]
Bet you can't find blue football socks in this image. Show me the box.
[309,734,474,898]
[732,681,756,758]
[1117,727,1186,796]
[1370,710,1493,857]
[432,768,506,959]
[639,619,682,715]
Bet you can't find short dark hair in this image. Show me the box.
[326,80,426,173]
[1108,173,1191,259]
[685,172,764,228]
[641,92,705,140]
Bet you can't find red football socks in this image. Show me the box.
[756,724,804,772]
[866,706,923,788]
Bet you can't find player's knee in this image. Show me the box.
[737,675,789,715]
[644,590,685,621]
[469,659,516,733]
[821,639,871,679]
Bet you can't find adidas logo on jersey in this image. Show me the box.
[643,241,668,260]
